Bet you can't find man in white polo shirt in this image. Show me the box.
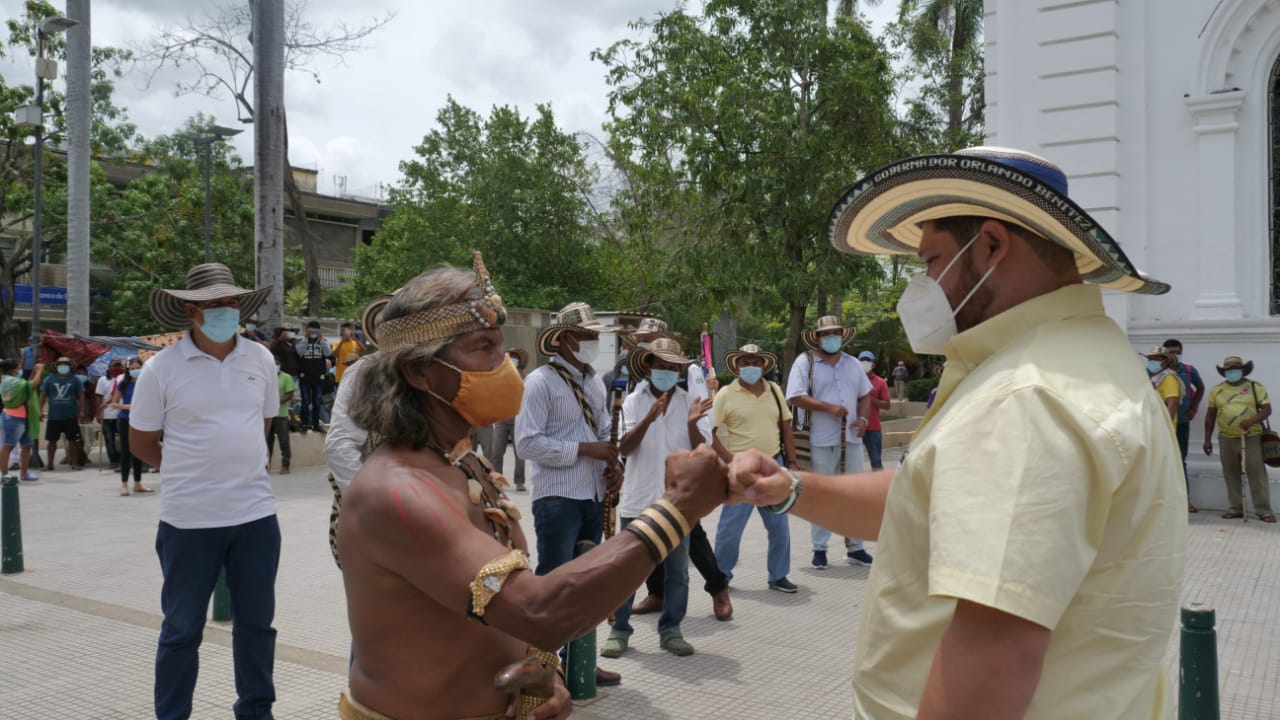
[129,263,280,720]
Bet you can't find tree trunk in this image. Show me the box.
[65,0,91,336]
[252,0,286,329]
[783,301,807,376]
[282,119,324,315]
[947,3,967,137]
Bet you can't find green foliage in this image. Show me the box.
[888,0,984,153]
[594,0,900,365]
[357,98,627,311]
[907,377,938,402]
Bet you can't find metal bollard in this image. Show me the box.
[1179,603,1220,720]
[212,568,232,621]
[565,540,598,700]
[1,476,23,574]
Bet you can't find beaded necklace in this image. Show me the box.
[427,436,522,549]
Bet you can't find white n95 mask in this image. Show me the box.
[896,234,997,355]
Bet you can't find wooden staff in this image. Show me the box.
[603,380,625,540]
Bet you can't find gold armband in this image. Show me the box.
[468,549,529,621]
[624,500,693,564]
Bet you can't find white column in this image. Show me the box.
[1185,90,1246,320]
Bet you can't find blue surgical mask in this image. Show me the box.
[56,364,70,375]
[200,306,241,343]
[246,323,257,332]
[1147,360,1164,375]
[1226,369,1244,383]
[738,366,763,385]
[129,369,141,379]
[1176,354,1183,363]
[650,369,679,392]
[820,335,843,354]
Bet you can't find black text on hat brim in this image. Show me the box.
[148,286,271,330]
[725,350,777,376]
[825,154,1170,296]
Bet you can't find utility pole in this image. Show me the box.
[65,0,91,336]
[251,0,286,328]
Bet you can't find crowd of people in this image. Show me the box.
[15,145,1274,720]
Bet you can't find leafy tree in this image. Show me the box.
[90,118,256,335]
[892,0,984,151]
[356,97,624,312]
[0,0,138,356]
[595,0,900,369]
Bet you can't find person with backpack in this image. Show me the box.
[1203,355,1275,522]
[1162,338,1205,512]
[0,358,41,482]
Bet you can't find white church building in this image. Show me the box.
[985,0,1280,506]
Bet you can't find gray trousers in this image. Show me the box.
[1219,434,1273,514]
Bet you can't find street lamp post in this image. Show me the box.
[187,125,243,263]
[27,15,77,335]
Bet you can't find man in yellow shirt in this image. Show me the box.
[1145,345,1183,421]
[727,147,1185,719]
[331,322,366,385]
[1203,355,1274,522]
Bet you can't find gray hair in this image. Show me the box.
[349,266,483,450]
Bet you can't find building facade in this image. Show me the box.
[985,0,1280,504]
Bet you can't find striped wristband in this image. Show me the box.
[624,499,692,563]
[764,470,802,515]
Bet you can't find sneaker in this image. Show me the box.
[600,636,628,659]
[660,635,695,656]
[19,473,40,483]
[811,551,828,569]
[846,549,874,566]
[768,577,799,594]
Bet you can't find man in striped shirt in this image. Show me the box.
[514,302,624,687]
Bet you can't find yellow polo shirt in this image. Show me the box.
[1208,381,1269,437]
[713,379,791,456]
[331,339,364,383]
[854,284,1184,720]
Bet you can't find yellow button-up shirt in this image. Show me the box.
[713,379,791,456]
[853,284,1185,720]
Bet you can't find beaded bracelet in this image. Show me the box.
[763,469,802,515]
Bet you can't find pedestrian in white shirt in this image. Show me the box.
[786,315,874,569]
[128,263,280,720]
[602,338,713,659]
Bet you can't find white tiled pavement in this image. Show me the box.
[0,452,1276,719]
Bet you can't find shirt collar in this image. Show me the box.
[179,332,249,361]
[550,354,593,379]
[943,284,1104,368]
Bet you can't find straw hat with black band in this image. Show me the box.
[1217,356,1254,378]
[1144,345,1177,367]
[148,263,272,329]
[537,302,612,356]
[826,146,1169,295]
[634,337,696,378]
[802,316,856,352]
[724,344,778,377]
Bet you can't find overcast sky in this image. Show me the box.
[2,0,895,200]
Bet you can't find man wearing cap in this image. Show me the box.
[128,262,281,720]
[336,256,729,719]
[1203,356,1275,522]
[38,356,88,471]
[711,344,798,594]
[1162,338,1205,513]
[731,146,1186,718]
[601,337,713,658]
[514,301,625,687]
[479,348,530,491]
[786,316,874,568]
[858,351,892,471]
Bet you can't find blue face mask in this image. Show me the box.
[820,335,843,354]
[650,368,679,392]
[56,364,70,375]
[738,366,763,385]
[1225,369,1244,383]
[199,306,241,343]
[129,369,141,379]
[246,323,257,332]
[1147,360,1164,375]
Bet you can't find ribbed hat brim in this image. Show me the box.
[724,350,777,376]
[802,328,856,351]
[148,285,271,329]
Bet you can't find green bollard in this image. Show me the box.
[1179,603,1220,720]
[1,476,23,575]
[565,540,598,700]
[212,568,232,621]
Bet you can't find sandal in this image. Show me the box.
[120,486,130,496]
[1222,511,1244,519]
[133,485,155,494]
[1260,514,1277,523]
